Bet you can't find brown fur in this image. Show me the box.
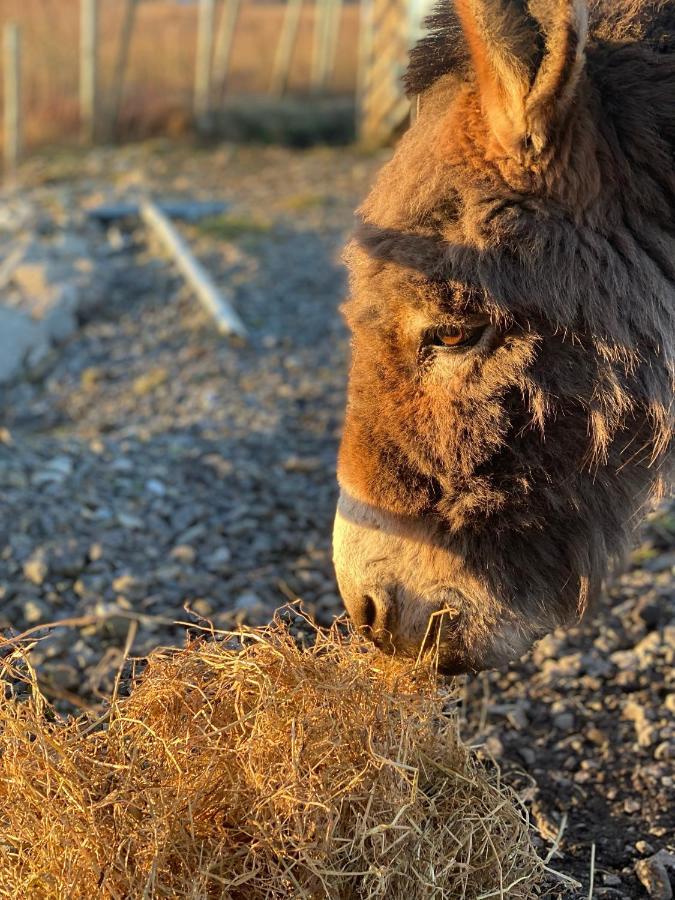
[333,0,675,673]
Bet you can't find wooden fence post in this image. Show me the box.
[212,0,242,101]
[356,0,373,123]
[80,0,99,143]
[324,0,343,90]
[105,0,140,140]
[269,0,303,96]
[3,22,21,174]
[310,0,333,94]
[194,0,216,130]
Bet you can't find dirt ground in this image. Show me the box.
[0,143,673,898]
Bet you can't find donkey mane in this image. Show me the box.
[405,0,675,97]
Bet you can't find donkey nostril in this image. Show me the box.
[361,595,377,629]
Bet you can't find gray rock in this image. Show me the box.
[635,851,675,900]
[553,712,575,731]
[0,307,37,384]
[44,663,79,691]
[235,591,263,611]
[205,546,232,572]
[29,630,74,665]
[145,478,166,496]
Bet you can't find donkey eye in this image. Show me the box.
[438,327,469,347]
[424,324,487,354]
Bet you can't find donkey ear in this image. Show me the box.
[454,0,588,161]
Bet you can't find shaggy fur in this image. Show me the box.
[333,0,674,673]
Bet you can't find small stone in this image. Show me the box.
[111,573,147,602]
[483,735,504,757]
[80,367,102,391]
[623,701,656,748]
[28,630,72,664]
[22,598,49,624]
[205,546,232,572]
[111,457,134,473]
[45,456,73,477]
[283,455,321,472]
[45,664,79,691]
[517,746,536,766]
[235,591,263,611]
[49,541,87,578]
[635,596,668,629]
[317,592,341,609]
[23,551,48,585]
[132,367,168,396]
[539,652,583,681]
[175,523,207,545]
[637,841,656,855]
[74,574,106,600]
[610,650,638,671]
[624,798,641,814]
[635,851,675,900]
[117,512,144,530]
[170,544,196,564]
[644,552,675,574]
[191,598,213,617]
[89,543,104,562]
[145,478,166,496]
[586,727,607,746]
[553,712,575,731]
[654,741,674,761]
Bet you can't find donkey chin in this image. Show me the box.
[333,490,567,676]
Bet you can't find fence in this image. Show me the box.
[0,0,434,170]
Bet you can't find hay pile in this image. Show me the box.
[0,619,545,899]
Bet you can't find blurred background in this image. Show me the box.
[0,0,433,158]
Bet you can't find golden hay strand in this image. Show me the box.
[0,620,545,899]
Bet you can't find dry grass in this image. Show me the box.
[0,617,546,899]
[0,0,360,152]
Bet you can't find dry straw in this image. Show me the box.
[0,617,545,899]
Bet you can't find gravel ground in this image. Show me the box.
[0,143,673,898]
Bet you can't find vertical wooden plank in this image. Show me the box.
[194,0,216,129]
[212,0,243,100]
[358,0,425,145]
[106,0,140,140]
[3,22,21,174]
[310,0,333,94]
[356,0,373,135]
[80,0,98,143]
[269,0,303,97]
[323,0,343,91]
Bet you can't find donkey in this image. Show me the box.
[333,0,674,674]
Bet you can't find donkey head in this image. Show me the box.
[334,0,674,673]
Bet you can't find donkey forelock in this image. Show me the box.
[333,0,675,673]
